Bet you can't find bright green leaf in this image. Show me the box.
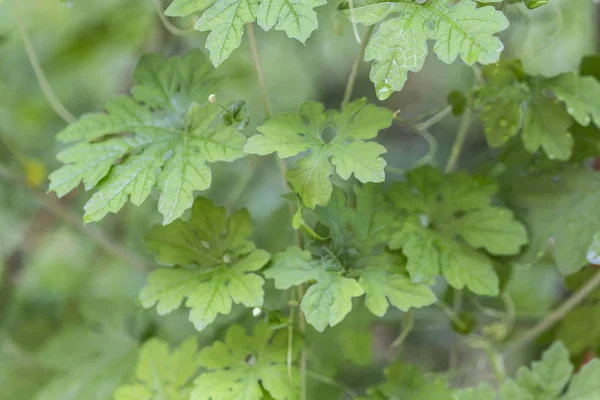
[245,99,393,208]
[49,51,247,224]
[346,0,509,99]
[114,338,199,400]
[166,0,326,66]
[190,323,299,400]
[522,96,574,161]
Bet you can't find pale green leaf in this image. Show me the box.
[347,0,509,99]
[359,266,436,317]
[166,0,325,66]
[49,51,247,224]
[453,384,496,400]
[191,323,299,400]
[140,197,270,330]
[245,99,393,208]
[565,359,600,400]
[113,338,199,400]
[544,72,600,128]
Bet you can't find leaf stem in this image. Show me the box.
[152,0,194,36]
[341,25,375,108]
[444,105,472,173]
[504,267,600,355]
[0,163,151,271]
[388,310,414,359]
[246,24,272,119]
[14,2,76,124]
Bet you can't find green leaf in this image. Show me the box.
[190,323,299,400]
[503,167,600,275]
[543,72,600,128]
[557,304,600,357]
[474,62,529,147]
[166,0,326,66]
[365,363,455,400]
[245,99,393,208]
[266,185,434,330]
[302,272,365,332]
[49,51,247,224]
[345,0,509,99]
[522,96,574,161]
[140,197,270,331]
[475,62,600,161]
[453,384,496,400]
[565,359,600,400]
[527,342,573,397]
[265,246,364,331]
[359,261,436,317]
[114,338,199,400]
[389,166,527,295]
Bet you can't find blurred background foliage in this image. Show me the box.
[0,0,598,399]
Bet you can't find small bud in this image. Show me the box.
[252,307,262,317]
[208,94,216,103]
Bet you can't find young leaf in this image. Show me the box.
[139,197,270,331]
[49,51,248,224]
[190,323,300,400]
[344,0,509,99]
[114,338,199,400]
[244,99,393,208]
[389,166,528,296]
[503,167,600,275]
[265,186,436,331]
[165,0,326,66]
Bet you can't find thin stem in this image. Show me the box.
[388,310,414,360]
[444,105,472,173]
[287,290,297,381]
[341,25,375,108]
[297,285,307,400]
[152,0,194,36]
[14,2,76,124]
[225,156,260,208]
[346,0,362,44]
[246,24,272,118]
[412,105,452,132]
[0,164,150,271]
[505,267,600,354]
[306,370,357,398]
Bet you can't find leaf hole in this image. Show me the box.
[245,354,257,365]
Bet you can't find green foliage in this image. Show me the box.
[474,60,600,160]
[389,166,527,295]
[362,362,454,399]
[49,50,248,224]
[266,185,436,331]
[245,99,393,208]
[457,342,600,400]
[344,0,509,99]
[165,0,326,66]
[114,338,199,400]
[191,323,299,400]
[140,197,270,330]
[503,167,600,275]
[5,0,600,399]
